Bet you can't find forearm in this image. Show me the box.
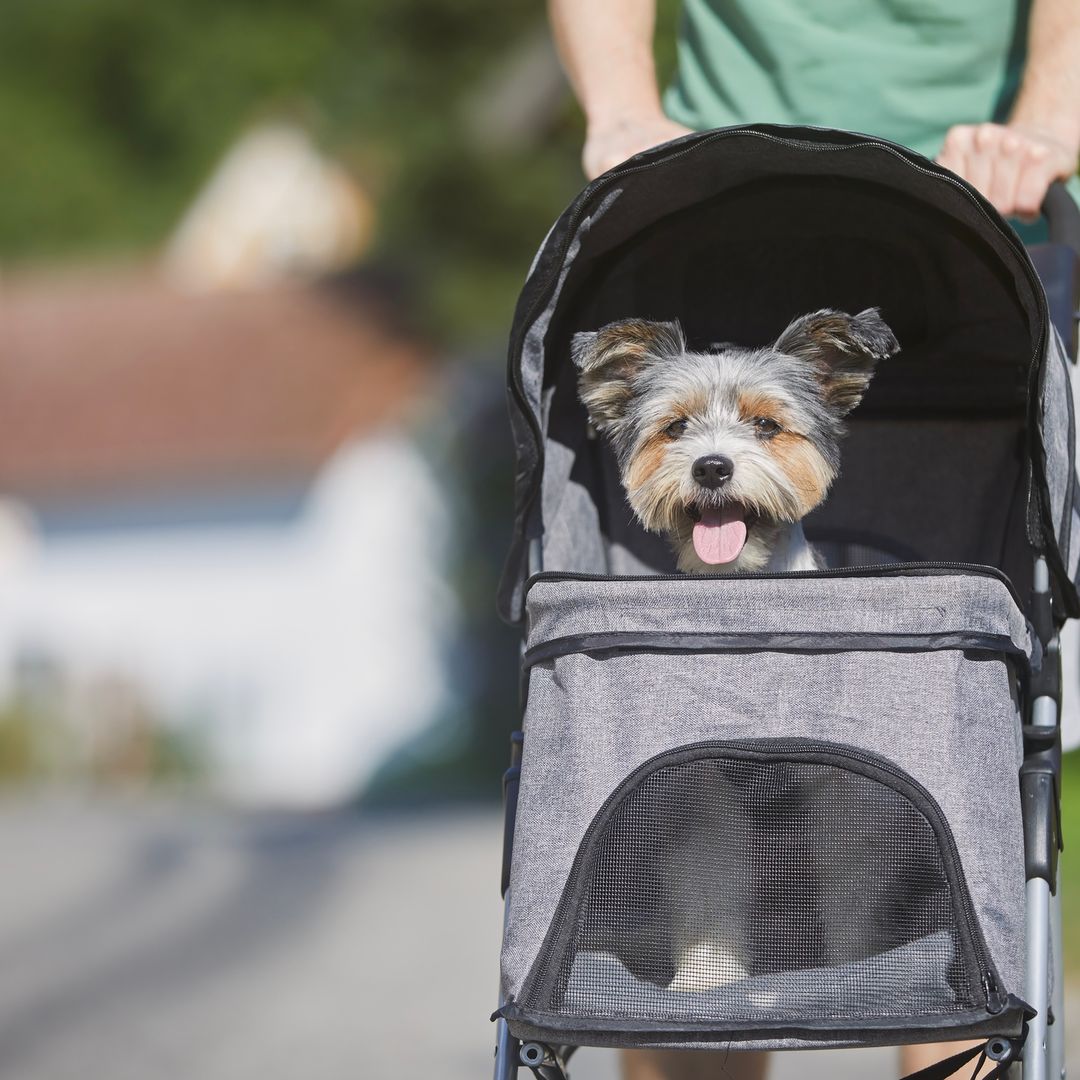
[1010,0,1080,157]
[547,0,663,127]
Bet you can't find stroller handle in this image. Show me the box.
[1042,180,1080,254]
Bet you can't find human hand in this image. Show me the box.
[936,122,1078,221]
[582,113,694,180]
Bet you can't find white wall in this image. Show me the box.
[0,433,454,806]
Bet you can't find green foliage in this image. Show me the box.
[0,0,685,342]
[655,0,684,84]
[0,0,335,255]
[1058,749,1080,973]
[0,705,35,781]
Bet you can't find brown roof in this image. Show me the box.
[0,270,429,500]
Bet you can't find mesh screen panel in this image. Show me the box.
[530,755,979,1024]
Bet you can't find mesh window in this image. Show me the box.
[525,753,984,1025]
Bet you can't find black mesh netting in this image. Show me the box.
[528,755,981,1023]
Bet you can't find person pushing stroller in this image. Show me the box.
[542,2,1080,1078]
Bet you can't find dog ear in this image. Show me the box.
[775,308,899,415]
[571,318,685,433]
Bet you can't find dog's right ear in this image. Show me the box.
[572,319,685,434]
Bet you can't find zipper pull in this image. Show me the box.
[982,970,1006,1014]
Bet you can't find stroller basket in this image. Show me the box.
[500,570,1030,1050]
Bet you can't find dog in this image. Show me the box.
[572,308,899,575]
[572,308,898,993]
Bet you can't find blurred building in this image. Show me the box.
[0,264,453,807]
[163,123,375,291]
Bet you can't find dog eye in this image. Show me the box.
[753,417,781,437]
[664,419,689,438]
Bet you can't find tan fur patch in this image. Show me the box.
[576,319,684,430]
[774,311,885,417]
[625,431,671,492]
[678,388,710,418]
[590,320,678,367]
[766,432,834,514]
[736,392,788,426]
[822,375,869,414]
[578,371,633,428]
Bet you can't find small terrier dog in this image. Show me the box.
[573,308,899,575]
[573,307,898,993]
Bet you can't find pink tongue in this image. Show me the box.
[692,505,748,565]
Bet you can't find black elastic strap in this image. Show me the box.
[899,1044,1010,1080]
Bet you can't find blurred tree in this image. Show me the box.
[0,0,684,804]
[0,0,681,342]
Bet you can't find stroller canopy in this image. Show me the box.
[499,125,1077,623]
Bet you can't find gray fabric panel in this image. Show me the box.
[507,194,626,615]
[503,576,1027,1009]
[541,483,673,578]
[541,443,609,577]
[521,232,572,423]
[523,189,624,421]
[542,436,678,579]
[1069,347,1080,585]
[1042,329,1072,564]
[564,932,954,1019]
[531,195,630,586]
[525,220,559,283]
[1072,506,1080,586]
[526,574,1030,653]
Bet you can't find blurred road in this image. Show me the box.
[0,797,1066,1080]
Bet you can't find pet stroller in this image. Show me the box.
[491,126,1080,1080]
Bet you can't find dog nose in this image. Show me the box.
[692,455,734,488]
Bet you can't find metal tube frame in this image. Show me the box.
[493,539,546,1080]
[1050,879,1065,1080]
[493,901,520,1080]
[1022,558,1064,1080]
[1026,875,1052,1080]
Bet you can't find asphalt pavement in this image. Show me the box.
[0,796,1067,1079]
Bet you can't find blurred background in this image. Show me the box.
[0,3,1075,1078]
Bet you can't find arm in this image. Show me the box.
[548,0,692,179]
[937,0,1080,219]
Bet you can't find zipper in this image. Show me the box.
[526,560,1023,609]
[506,127,1057,607]
[523,737,1004,1018]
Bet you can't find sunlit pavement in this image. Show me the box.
[0,798,1069,1080]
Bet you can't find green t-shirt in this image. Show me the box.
[663,0,1027,160]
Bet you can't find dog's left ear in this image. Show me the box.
[775,308,899,415]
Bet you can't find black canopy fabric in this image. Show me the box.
[499,125,1078,623]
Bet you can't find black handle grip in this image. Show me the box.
[1042,180,1080,254]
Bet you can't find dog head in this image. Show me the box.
[572,309,899,572]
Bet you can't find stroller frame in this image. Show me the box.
[491,138,1080,1079]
